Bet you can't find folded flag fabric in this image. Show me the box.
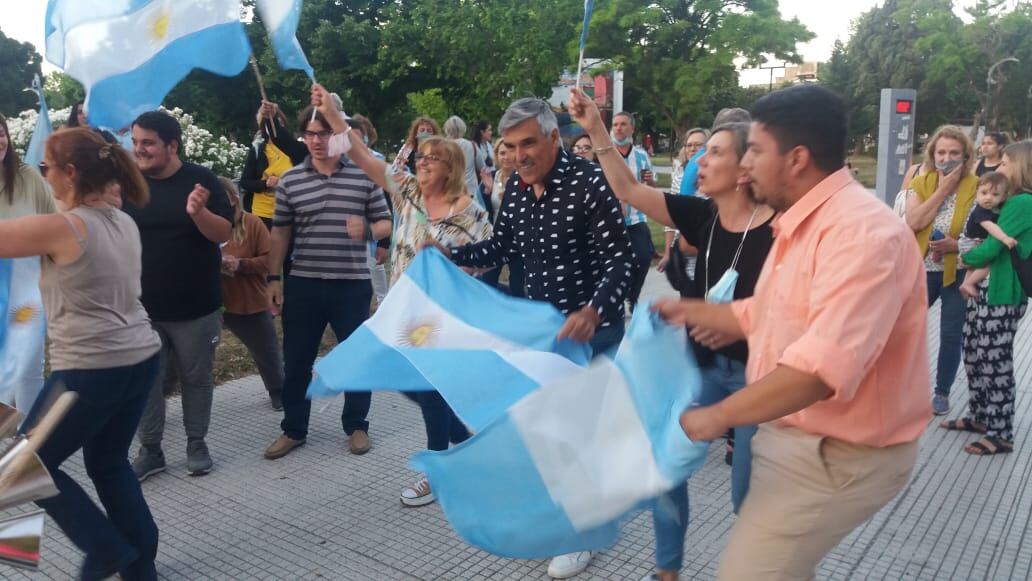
[255,0,314,79]
[0,258,46,411]
[24,75,52,169]
[308,249,590,431]
[412,305,708,558]
[45,0,251,129]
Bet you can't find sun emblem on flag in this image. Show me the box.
[150,10,171,41]
[399,319,439,348]
[10,304,39,325]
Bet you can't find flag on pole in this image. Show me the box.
[413,305,708,558]
[308,250,590,431]
[255,0,314,79]
[0,259,46,412]
[23,75,51,169]
[574,0,595,87]
[44,0,252,129]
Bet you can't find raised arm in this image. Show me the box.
[311,84,391,193]
[567,88,673,227]
[904,167,962,232]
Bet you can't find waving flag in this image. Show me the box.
[0,259,46,413]
[45,0,251,129]
[255,0,314,79]
[23,75,52,169]
[574,0,595,85]
[413,305,708,558]
[308,250,590,430]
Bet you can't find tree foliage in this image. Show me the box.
[0,27,43,117]
[583,0,813,140]
[43,71,85,110]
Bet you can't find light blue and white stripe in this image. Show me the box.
[0,258,47,413]
[255,0,314,79]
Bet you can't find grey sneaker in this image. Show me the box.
[932,395,950,416]
[186,439,213,476]
[132,446,166,482]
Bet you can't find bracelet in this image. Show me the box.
[594,144,615,155]
[266,275,281,282]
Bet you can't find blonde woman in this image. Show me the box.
[480,139,525,296]
[219,177,284,410]
[313,84,492,507]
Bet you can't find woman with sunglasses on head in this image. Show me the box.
[4,128,162,580]
[312,83,492,507]
[0,114,56,412]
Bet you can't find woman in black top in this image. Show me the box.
[239,101,309,229]
[568,88,774,581]
[976,132,1009,177]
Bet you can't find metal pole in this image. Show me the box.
[986,57,1019,132]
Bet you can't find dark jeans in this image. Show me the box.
[590,320,625,358]
[627,222,655,307]
[281,276,372,440]
[927,270,966,396]
[27,355,160,581]
[479,256,526,298]
[223,311,284,397]
[404,392,471,451]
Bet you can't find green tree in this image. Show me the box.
[43,71,85,111]
[0,27,43,116]
[582,0,813,141]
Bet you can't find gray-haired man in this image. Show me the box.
[447,98,635,579]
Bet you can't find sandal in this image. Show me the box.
[940,418,987,434]
[964,436,1014,456]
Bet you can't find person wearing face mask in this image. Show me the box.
[400,117,442,174]
[904,126,979,416]
[610,112,656,314]
[569,90,775,581]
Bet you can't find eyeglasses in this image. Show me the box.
[38,162,50,177]
[415,153,445,164]
[302,130,333,140]
[572,145,592,153]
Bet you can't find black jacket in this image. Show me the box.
[239,117,308,212]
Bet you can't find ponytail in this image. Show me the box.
[46,128,150,207]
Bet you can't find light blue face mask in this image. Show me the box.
[611,135,633,147]
[704,207,759,304]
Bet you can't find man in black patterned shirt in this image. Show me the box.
[448,98,634,577]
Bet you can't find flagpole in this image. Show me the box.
[575,0,594,91]
[249,55,277,138]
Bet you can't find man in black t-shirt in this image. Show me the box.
[124,110,233,480]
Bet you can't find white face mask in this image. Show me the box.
[611,135,633,147]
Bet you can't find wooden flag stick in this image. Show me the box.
[250,56,277,138]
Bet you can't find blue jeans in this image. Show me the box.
[590,320,625,357]
[927,270,966,396]
[652,354,752,572]
[404,391,471,451]
[281,276,372,439]
[27,355,161,581]
[627,223,655,307]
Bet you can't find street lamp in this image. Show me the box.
[985,57,1019,132]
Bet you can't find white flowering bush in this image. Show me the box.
[6,106,248,178]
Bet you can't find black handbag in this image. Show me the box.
[1010,246,1032,295]
[664,233,691,293]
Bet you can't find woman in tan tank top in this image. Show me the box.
[0,128,164,580]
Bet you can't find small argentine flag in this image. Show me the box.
[413,306,708,558]
[308,249,590,431]
[0,259,46,413]
[256,0,315,79]
[45,0,251,129]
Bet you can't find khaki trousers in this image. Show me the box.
[718,424,919,580]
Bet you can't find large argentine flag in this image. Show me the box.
[0,259,46,413]
[308,250,591,431]
[45,0,251,129]
[413,306,708,558]
[256,0,314,79]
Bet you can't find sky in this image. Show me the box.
[2,1,984,82]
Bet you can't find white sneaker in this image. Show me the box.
[547,551,594,579]
[400,474,435,507]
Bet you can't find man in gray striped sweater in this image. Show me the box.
[263,106,392,460]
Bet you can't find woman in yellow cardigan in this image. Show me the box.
[905,126,978,416]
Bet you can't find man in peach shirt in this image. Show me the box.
[654,84,931,579]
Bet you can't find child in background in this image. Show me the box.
[960,172,1015,297]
